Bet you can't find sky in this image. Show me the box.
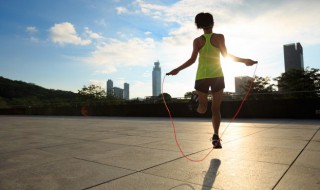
[0,0,319,99]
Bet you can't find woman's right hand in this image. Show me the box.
[166,69,180,75]
[244,59,258,66]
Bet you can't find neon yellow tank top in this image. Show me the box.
[196,33,223,80]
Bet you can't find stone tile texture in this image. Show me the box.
[0,116,319,190]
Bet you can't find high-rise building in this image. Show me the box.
[106,79,129,99]
[152,61,161,96]
[235,76,253,94]
[124,83,129,100]
[106,79,113,95]
[112,87,124,99]
[283,43,304,72]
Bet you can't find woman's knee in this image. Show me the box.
[211,105,220,115]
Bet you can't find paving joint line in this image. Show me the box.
[272,127,320,190]
[80,155,188,189]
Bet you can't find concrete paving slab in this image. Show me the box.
[252,128,318,140]
[0,134,82,154]
[305,141,320,151]
[274,166,320,190]
[140,138,213,153]
[0,158,134,190]
[143,155,288,190]
[220,146,301,165]
[224,136,308,150]
[40,141,126,157]
[88,172,214,190]
[99,135,163,146]
[313,130,320,141]
[49,131,125,141]
[77,146,182,171]
[115,129,173,139]
[0,149,65,174]
[294,150,320,170]
[0,116,319,190]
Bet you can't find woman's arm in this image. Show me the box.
[218,34,258,66]
[166,39,200,75]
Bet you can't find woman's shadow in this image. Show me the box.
[202,159,221,190]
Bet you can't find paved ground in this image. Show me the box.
[0,116,319,190]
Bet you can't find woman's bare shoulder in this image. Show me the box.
[194,35,204,41]
[194,36,205,46]
[213,33,224,39]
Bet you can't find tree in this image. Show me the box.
[184,92,193,99]
[158,93,172,103]
[242,76,275,93]
[275,68,320,98]
[241,76,275,100]
[78,85,105,100]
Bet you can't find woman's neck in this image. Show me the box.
[203,28,212,34]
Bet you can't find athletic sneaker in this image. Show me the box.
[212,134,222,149]
[188,92,199,111]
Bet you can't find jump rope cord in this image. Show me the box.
[161,64,258,162]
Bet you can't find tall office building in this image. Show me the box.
[152,61,161,96]
[283,43,304,72]
[106,79,113,95]
[113,87,124,99]
[235,76,253,94]
[124,83,129,100]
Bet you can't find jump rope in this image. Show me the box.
[161,64,258,162]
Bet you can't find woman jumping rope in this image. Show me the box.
[167,12,258,149]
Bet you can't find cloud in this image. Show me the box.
[116,6,128,14]
[131,80,152,98]
[26,26,38,33]
[81,37,157,73]
[144,31,152,35]
[49,22,91,45]
[88,79,106,90]
[130,0,320,45]
[95,19,107,27]
[84,27,103,40]
[25,26,40,43]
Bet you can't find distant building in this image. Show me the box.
[106,79,113,95]
[112,87,124,99]
[235,76,253,94]
[283,43,304,72]
[106,79,129,99]
[124,83,129,100]
[152,61,161,96]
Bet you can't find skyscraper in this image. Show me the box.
[106,79,129,99]
[112,87,123,99]
[106,79,113,95]
[124,83,129,100]
[283,43,304,72]
[235,76,253,94]
[152,61,161,96]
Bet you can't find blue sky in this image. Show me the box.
[0,0,319,98]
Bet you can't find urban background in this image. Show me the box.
[0,43,319,118]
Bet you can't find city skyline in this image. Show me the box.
[106,79,129,100]
[0,0,319,98]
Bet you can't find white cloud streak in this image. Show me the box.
[49,22,91,45]
[81,37,156,73]
[26,26,38,33]
[116,7,128,14]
